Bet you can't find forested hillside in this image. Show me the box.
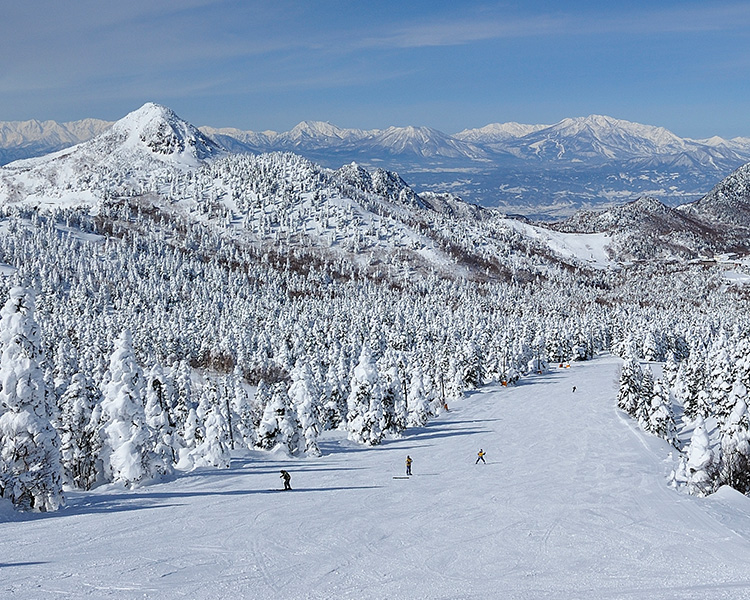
[1,104,750,512]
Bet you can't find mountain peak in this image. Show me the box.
[368,125,486,159]
[111,102,221,163]
[454,122,547,143]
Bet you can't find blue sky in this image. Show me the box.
[2,1,750,137]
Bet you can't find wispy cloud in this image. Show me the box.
[356,3,750,49]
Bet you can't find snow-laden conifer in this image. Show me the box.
[53,338,79,400]
[680,348,708,421]
[379,359,406,435]
[189,384,231,469]
[616,355,642,417]
[230,368,256,449]
[663,351,680,389]
[289,361,322,456]
[686,415,718,497]
[346,346,385,445]
[709,337,735,427]
[182,408,202,452]
[719,382,750,494]
[642,330,664,362]
[637,366,655,426]
[59,372,99,490]
[321,360,343,430]
[457,340,483,389]
[643,379,677,445]
[0,288,64,511]
[407,364,430,428]
[94,329,154,487]
[257,383,302,454]
[145,364,176,476]
[171,359,195,444]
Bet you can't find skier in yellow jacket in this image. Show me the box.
[476,449,486,464]
[406,455,413,476]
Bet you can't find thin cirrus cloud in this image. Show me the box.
[356,3,750,49]
[2,0,749,136]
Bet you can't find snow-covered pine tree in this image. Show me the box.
[637,366,655,426]
[445,355,464,401]
[662,351,680,389]
[644,379,677,446]
[346,346,385,445]
[257,383,302,454]
[321,359,344,430]
[278,388,304,456]
[407,363,430,428]
[288,360,322,457]
[145,364,176,476]
[230,368,256,449]
[379,360,406,435]
[251,380,272,431]
[732,334,750,391]
[170,359,194,444]
[94,329,155,487]
[457,340,483,389]
[642,330,664,362]
[0,288,64,511]
[719,382,750,494]
[616,355,642,418]
[685,415,719,497]
[680,348,708,422]
[709,337,735,428]
[181,407,202,452]
[53,337,79,401]
[59,372,100,490]
[189,385,231,469]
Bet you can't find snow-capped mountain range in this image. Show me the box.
[3,108,750,217]
[0,117,112,165]
[2,102,750,270]
[202,114,750,167]
[201,115,750,218]
[202,121,489,160]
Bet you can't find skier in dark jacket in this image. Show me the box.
[280,470,292,490]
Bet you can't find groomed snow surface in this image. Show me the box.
[4,355,750,599]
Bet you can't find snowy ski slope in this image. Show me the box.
[3,355,750,599]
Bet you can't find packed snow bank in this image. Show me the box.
[504,218,614,268]
[3,355,750,599]
[724,270,750,285]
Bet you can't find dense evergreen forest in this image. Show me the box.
[1,106,749,511]
[0,196,747,511]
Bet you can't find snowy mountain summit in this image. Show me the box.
[508,114,720,162]
[0,103,223,207]
[110,102,221,164]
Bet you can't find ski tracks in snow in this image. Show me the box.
[4,354,750,599]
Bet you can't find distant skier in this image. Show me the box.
[572,386,577,393]
[476,449,486,464]
[406,455,413,476]
[280,470,292,491]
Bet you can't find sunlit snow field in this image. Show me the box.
[4,355,750,599]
